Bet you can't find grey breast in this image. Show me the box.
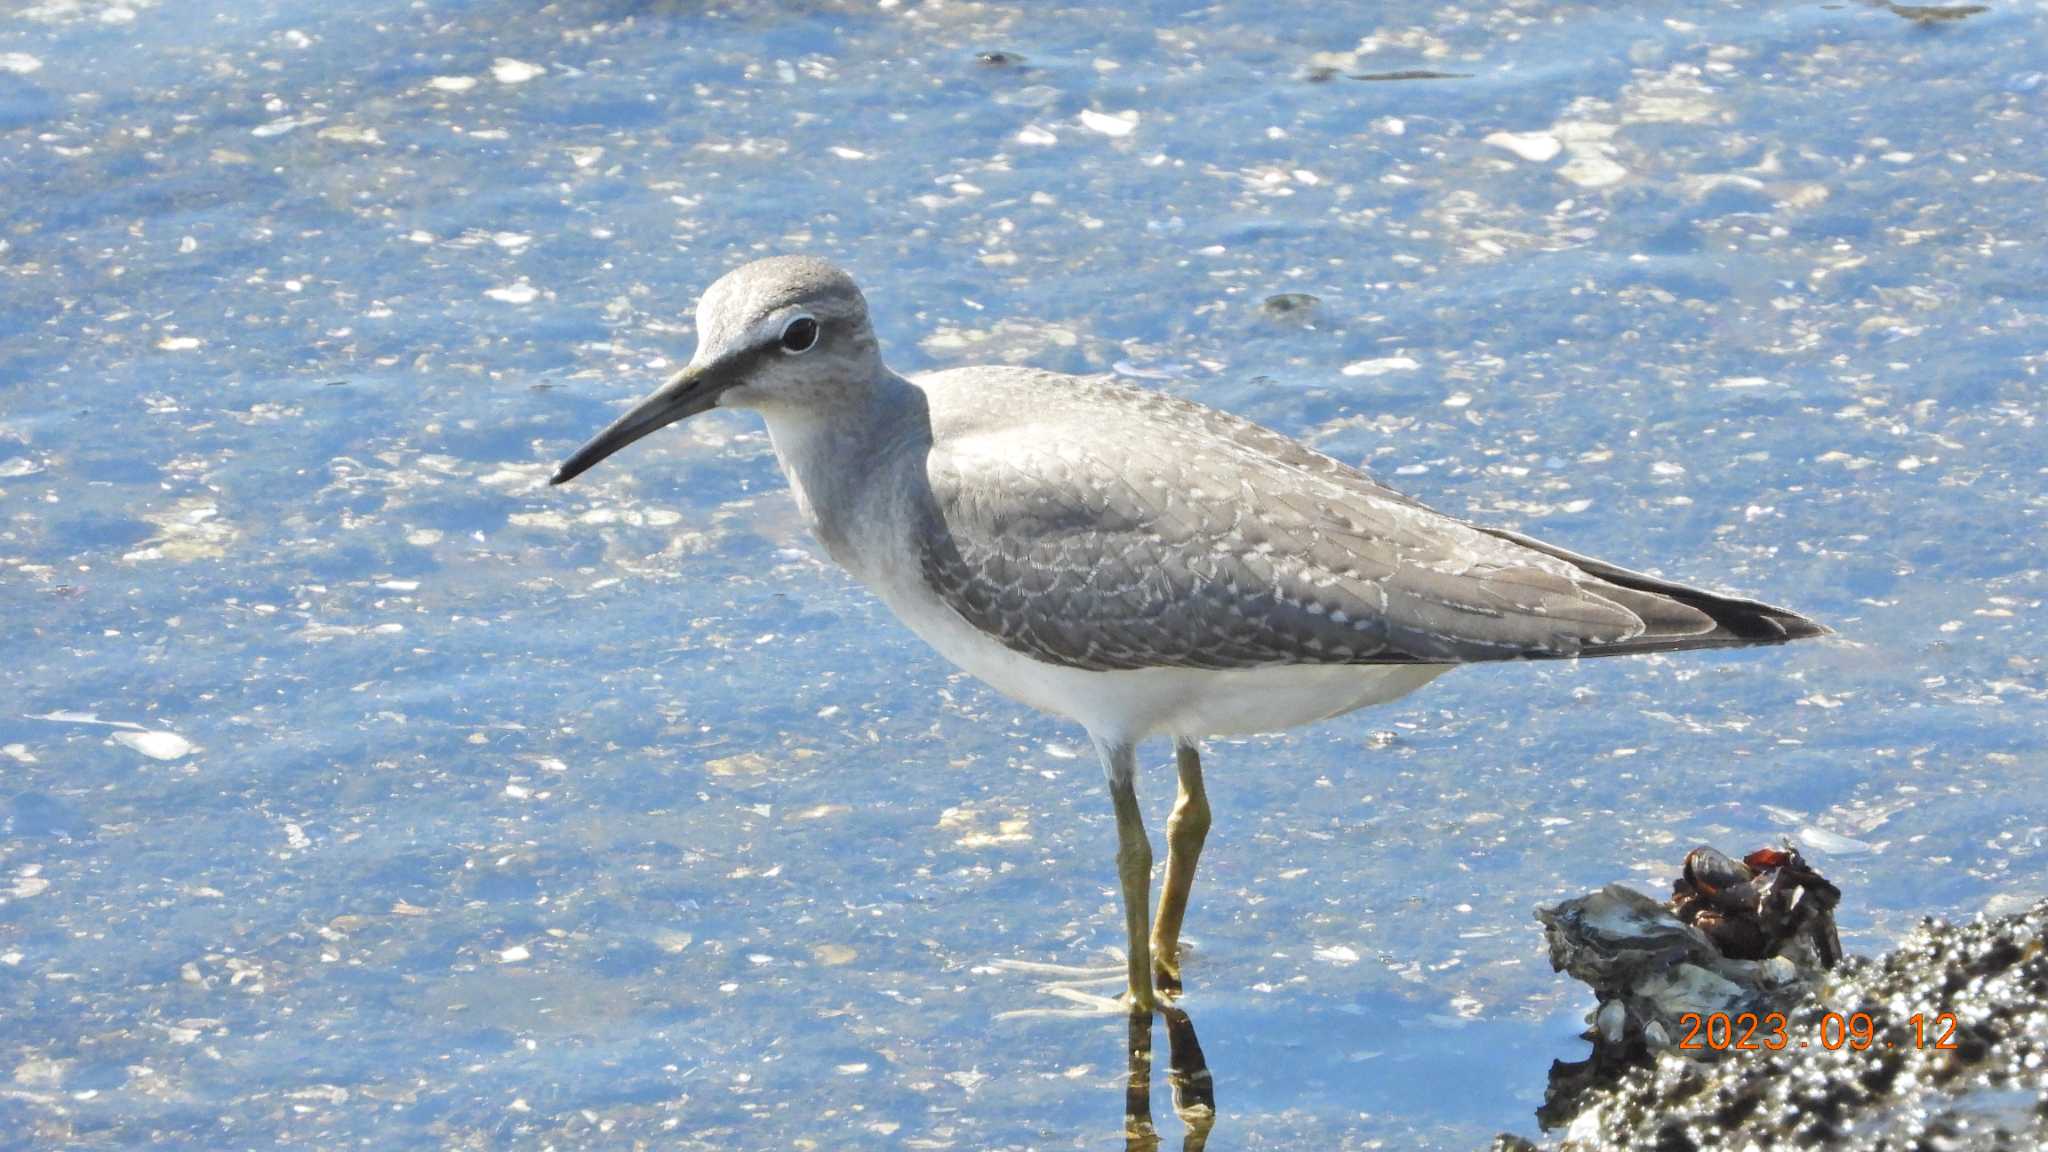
[912,368,1821,672]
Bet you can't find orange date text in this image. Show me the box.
[1675,1011,1959,1053]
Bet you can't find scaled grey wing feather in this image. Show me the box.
[1112,379,1820,644]
[916,373,1823,673]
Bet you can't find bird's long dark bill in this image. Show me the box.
[550,362,729,486]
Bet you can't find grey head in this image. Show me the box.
[551,255,883,485]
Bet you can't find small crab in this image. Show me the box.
[1670,845,1842,967]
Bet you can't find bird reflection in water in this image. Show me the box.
[1126,1006,1215,1151]
[977,958,1212,1146]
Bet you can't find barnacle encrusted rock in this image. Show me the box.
[1507,897,2048,1151]
[1534,844,1843,1109]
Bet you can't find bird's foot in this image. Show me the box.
[979,953,1150,1019]
[1126,984,1160,1015]
[980,957,1128,981]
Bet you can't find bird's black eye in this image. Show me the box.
[779,316,819,354]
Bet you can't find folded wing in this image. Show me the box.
[916,375,1824,672]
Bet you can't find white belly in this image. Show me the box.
[875,578,1451,745]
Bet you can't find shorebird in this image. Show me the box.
[551,256,1827,1012]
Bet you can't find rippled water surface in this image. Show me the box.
[3,1,2044,1147]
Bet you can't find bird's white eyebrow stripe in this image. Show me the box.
[746,305,812,348]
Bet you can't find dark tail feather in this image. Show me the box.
[1483,527,1831,650]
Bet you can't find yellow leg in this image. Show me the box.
[1098,738,1157,1013]
[1150,740,1210,996]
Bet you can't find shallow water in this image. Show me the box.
[2,0,2043,1147]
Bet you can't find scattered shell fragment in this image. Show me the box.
[316,124,382,145]
[507,510,570,531]
[1484,131,1562,163]
[1596,998,1626,1043]
[491,58,545,84]
[1559,154,1628,188]
[1796,826,1874,855]
[114,730,194,761]
[250,116,322,138]
[1077,109,1138,138]
[485,283,539,304]
[8,875,49,899]
[937,805,1032,847]
[1341,356,1419,377]
[706,752,773,777]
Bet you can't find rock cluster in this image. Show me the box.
[1500,879,2047,1151]
[1532,846,1844,1126]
